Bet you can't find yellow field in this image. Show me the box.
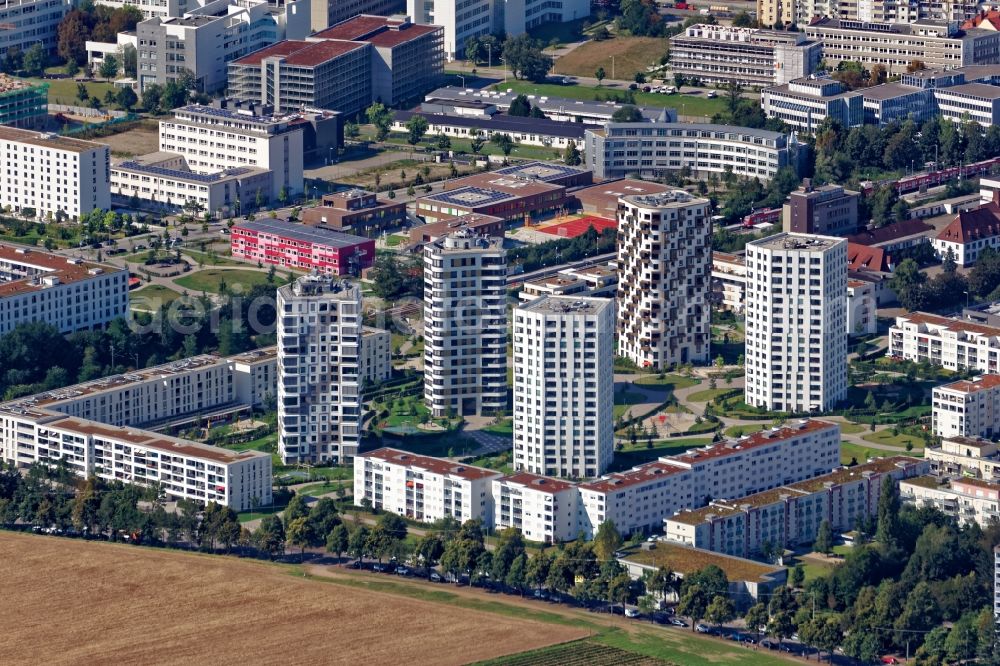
[553,37,668,80]
[2,532,585,666]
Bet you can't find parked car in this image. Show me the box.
[625,608,640,618]
[669,618,687,627]
[532,589,548,600]
[695,624,712,633]
[881,658,899,665]
[396,566,411,576]
[220,228,230,234]
[429,571,443,582]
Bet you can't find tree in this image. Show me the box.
[492,133,514,156]
[767,610,795,649]
[704,595,735,629]
[286,516,314,560]
[790,564,805,588]
[348,525,370,561]
[563,142,581,166]
[405,114,429,146]
[501,34,552,82]
[677,583,710,630]
[116,86,137,111]
[595,66,606,85]
[907,59,927,73]
[744,603,768,643]
[611,105,643,122]
[141,84,162,114]
[120,44,137,78]
[505,553,528,593]
[436,132,451,150]
[21,43,46,77]
[944,612,979,663]
[814,519,834,554]
[592,520,623,562]
[254,514,285,559]
[99,55,119,81]
[344,121,359,140]
[526,550,553,591]
[894,581,940,647]
[284,493,309,524]
[470,129,485,155]
[508,94,532,117]
[365,523,398,563]
[875,474,901,548]
[307,497,340,539]
[529,105,545,119]
[366,102,392,142]
[58,9,89,66]
[415,534,445,568]
[732,10,755,26]
[318,523,347,562]
[464,36,481,64]
[799,615,842,663]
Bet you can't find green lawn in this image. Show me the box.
[23,77,118,107]
[182,249,242,266]
[378,132,565,161]
[295,480,352,498]
[839,422,866,435]
[174,268,281,293]
[595,627,793,666]
[483,419,513,436]
[493,80,729,118]
[613,388,650,419]
[380,432,478,458]
[686,388,734,403]
[724,424,765,438]
[634,374,701,390]
[384,234,407,247]
[129,284,182,311]
[841,441,874,466]
[861,430,925,449]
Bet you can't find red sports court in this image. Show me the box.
[538,216,617,238]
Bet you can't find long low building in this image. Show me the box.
[0,245,128,336]
[761,77,864,133]
[391,110,597,149]
[664,456,928,559]
[901,475,1000,527]
[231,218,376,276]
[584,122,802,181]
[110,152,273,215]
[0,403,272,511]
[413,171,569,223]
[356,419,842,542]
[354,447,503,525]
[889,311,1000,372]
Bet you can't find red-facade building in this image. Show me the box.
[231,218,375,276]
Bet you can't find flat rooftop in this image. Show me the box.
[231,39,367,67]
[901,475,943,490]
[581,461,688,494]
[936,374,1000,394]
[620,542,783,582]
[362,447,504,481]
[670,420,837,467]
[0,126,105,153]
[490,161,590,182]
[313,15,441,47]
[751,232,844,252]
[501,472,577,494]
[0,245,124,299]
[861,82,926,101]
[235,219,370,248]
[938,82,1000,99]
[519,294,612,316]
[621,190,702,209]
[896,311,1000,338]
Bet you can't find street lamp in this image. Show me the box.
[487,43,492,69]
[457,74,466,88]
[500,57,508,83]
[611,55,615,81]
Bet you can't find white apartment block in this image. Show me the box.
[578,462,694,538]
[1,348,277,427]
[0,126,109,220]
[847,278,877,337]
[0,404,272,510]
[408,0,586,58]
[712,251,747,313]
[616,191,711,370]
[901,475,1000,528]
[512,296,614,479]
[423,231,506,417]
[926,435,1000,481]
[492,472,580,543]
[277,275,361,465]
[933,375,1000,439]
[159,104,304,200]
[355,448,502,524]
[889,312,1000,373]
[745,233,848,413]
[361,326,392,385]
[136,0,310,93]
[0,0,71,60]
[667,456,928,559]
[0,246,127,336]
[96,0,191,20]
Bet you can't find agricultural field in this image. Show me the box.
[474,640,669,665]
[552,37,667,80]
[1,532,585,665]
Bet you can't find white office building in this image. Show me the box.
[159,104,305,200]
[355,447,503,525]
[423,231,507,417]
[932,375,1000,439]
[277,275,362,465]
[745,233,848,413]
[0,0,72,60]
[96,0,190,20]
[0,403,272,510]
[0,126,109,220]
[136,0,310,93]
[492,472,580,543]
[0,245,127,336]
[512,296,614,479]
[616,191,711,370]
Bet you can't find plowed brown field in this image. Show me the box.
[2,532,585,666]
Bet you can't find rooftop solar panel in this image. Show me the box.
[492,161,586,181]
[427,186,512,206]
[237,219,370,248]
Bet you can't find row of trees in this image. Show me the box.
[889,246,1000,312]
[508,225,617,273]
[57,0,143,67]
